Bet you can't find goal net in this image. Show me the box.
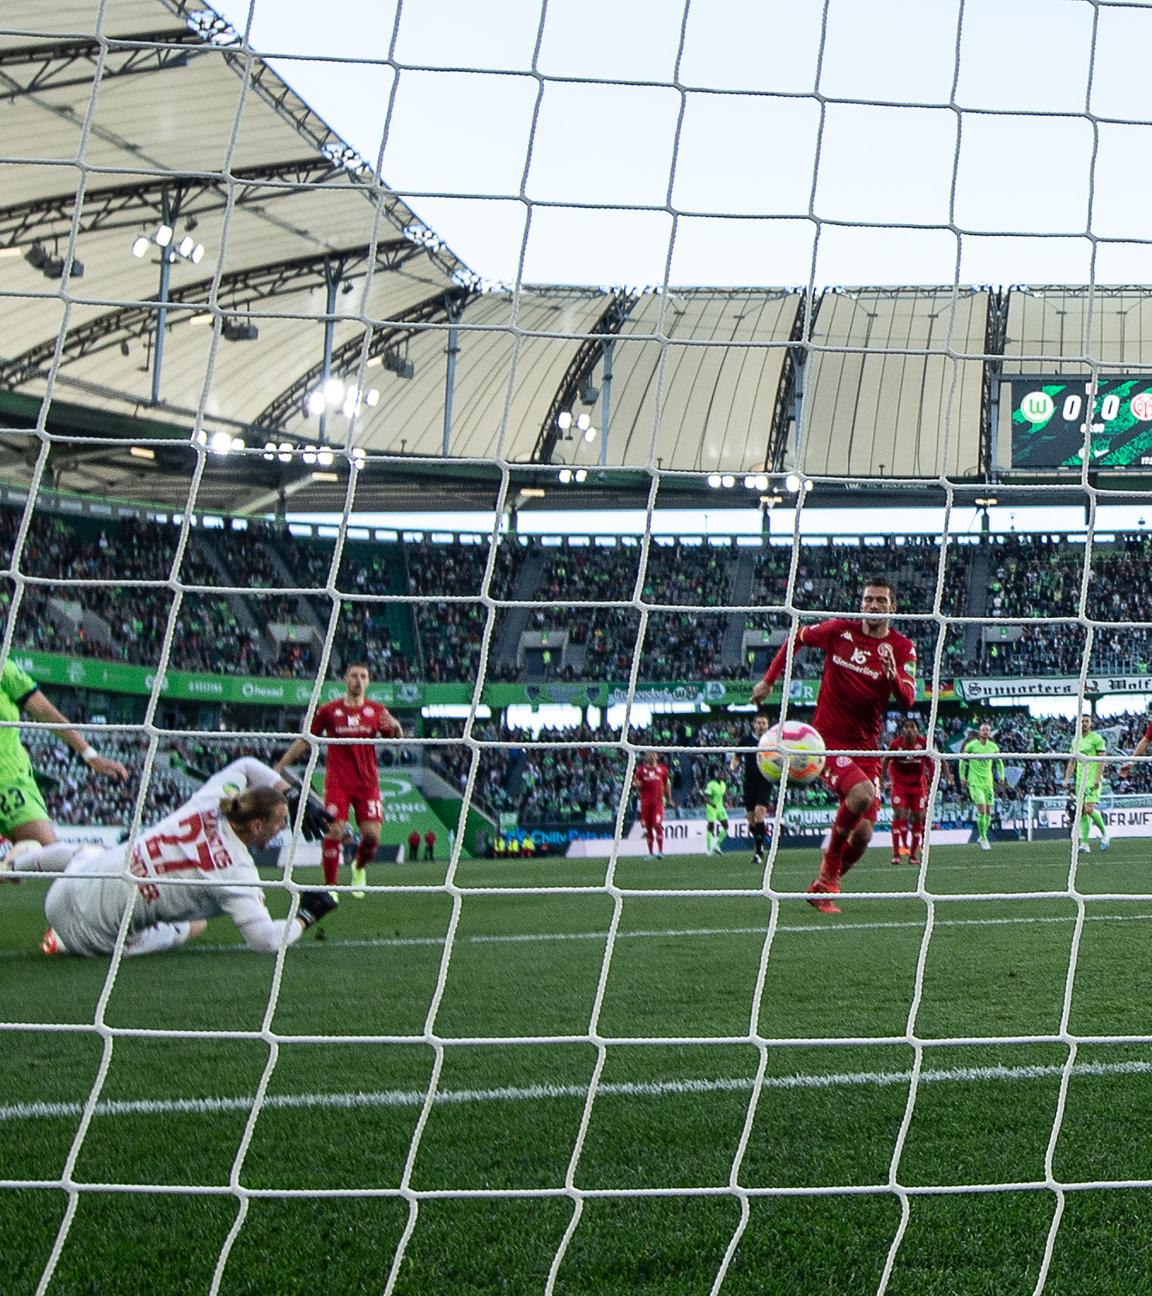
[4,1,1152,1292]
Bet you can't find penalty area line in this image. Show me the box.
[3,1056,1152,1125]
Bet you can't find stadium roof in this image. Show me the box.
[1,3,1150,516]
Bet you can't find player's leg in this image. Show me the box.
[1089,801,1110,849]
[890,792,906,866]
[124,919,207,957]
[715,815,728,856]
[322,789,351,887]
[5,776,58,847]
[971,786,992,848]
[640,805,655,857]
[908,803,926,865]
[4,840,84,876]
[653,805,665,858]
[350,798,382,894]
[747,805,767,863]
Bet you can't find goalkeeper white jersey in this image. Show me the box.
[59,758,280,947]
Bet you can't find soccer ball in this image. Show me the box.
[757,721,826,784]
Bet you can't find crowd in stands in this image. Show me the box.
[14,501,1152,690]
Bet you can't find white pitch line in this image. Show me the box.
[1,910,1148,962]
[186,909,1152,954]
[4,1057,1152,1126]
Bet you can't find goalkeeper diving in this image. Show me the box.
[2,758,337,957]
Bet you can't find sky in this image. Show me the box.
[210,0,1152,289]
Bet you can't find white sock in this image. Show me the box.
[12,842,81,874]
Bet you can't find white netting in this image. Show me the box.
[7,2,1152,1292]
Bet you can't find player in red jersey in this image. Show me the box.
[275,663,402,892]
[751,579,917,913]
[634,751,673,858]
[883,715,932,868]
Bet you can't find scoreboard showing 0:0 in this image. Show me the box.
[1009,376,1152,469]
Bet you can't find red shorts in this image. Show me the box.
[325,785,383,827]
[639,799,665,829]
[820,755,881,822]
[890,784,928,815]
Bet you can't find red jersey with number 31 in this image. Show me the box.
[311,699,399,794]
[800,619,917,752]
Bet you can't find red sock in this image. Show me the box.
[356,837,375,872]
[891,818,907,855]
[840,831,869,874]
[910,823,924,858]
[645,825,654,852]
[321,837,341,887]
[823,801,867,881]
[655,823,665,852]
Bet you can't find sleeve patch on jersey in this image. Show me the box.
[903,659,916,676]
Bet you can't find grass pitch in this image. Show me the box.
[4,838,1152,1295]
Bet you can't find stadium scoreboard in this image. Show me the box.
[1009,376,1152,469]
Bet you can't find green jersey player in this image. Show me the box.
[959,722,1006,852]
[0,658,128,847]
[1063,713,1110,854]
[703,772,728,856]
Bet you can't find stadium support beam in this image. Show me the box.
[249,285,474,432]
[0,239,419,390]
[533,291,636,464]
[159,0,475,289]
[980,288,1010,479]
[766,291,824,473]
[0,157,345,249]
[0,29,201,98]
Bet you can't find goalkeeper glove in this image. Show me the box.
[297,889,338,929]
[285,786,335,841]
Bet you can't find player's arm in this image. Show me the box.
[958,744,970,786]
[274,736,313,772]
[878,641,916,709]
[21,689,128,779]
[225,889,337,952]
[751,623,827,702]
[664,769,673,808]
[1119,725,1152,778]
[380,707,403,739]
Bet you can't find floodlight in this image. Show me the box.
[557,412,572,431]
[350,447,367,469]
[131,236,149,258]
[753,474,769,492]
[341,391,358,418]
[576,413,591,432]
[177,236,194,258]
[277,442,293,463]
[190,243,205,264]
[306,390,326,417]
[154,224,174,248]
[262,441,278,462]
[231,436,245,452]
[323,377,345,405]
[209,431,233,454]
[558,468,572,484]
[317,448,334,467]
[785,473,802,492]
[303,448,317,465]
[574,469,587,483]
[707,473,722,489]
[720,475,735,488]
[365,388,380,407]
[582,426,596,443]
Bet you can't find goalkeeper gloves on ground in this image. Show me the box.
[298,889,339,929]
[285,786,335,841]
